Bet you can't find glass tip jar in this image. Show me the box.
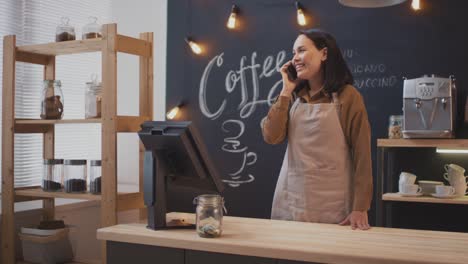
[40,80,64,120]
[388,115,403,139]
[194,194,226,238]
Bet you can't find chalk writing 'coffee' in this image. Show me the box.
[199,51,286,120]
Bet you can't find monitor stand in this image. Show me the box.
[144,150,196,230]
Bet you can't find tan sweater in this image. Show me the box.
[261,85,373,211]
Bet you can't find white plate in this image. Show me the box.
[398,192,423,197]
[431,193,457,199]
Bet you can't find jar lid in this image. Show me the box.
[194,194,224,205]
[86,74,102,89]
[43,159,64,165]
[43,80,62,86]
[90,160,101,166]
[64,159,87,165]
[82,16,101,34]
[86,82,102,90]
[56,17,75,32]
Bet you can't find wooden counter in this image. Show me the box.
[97,213,468,264]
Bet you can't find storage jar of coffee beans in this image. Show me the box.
[42,159,64,192]
[64,160,87,193]
[40,80,64,120]
[55,17,76,42]
[89,160,101,194]
[82,16,102,39]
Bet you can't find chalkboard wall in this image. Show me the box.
[166,0,468,223]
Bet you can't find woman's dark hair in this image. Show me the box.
[297,28,354,95]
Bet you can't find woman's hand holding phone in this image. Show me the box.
[279,61,299,98]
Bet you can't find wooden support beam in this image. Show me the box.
[101,23,118,227]
[138,32,153,220]
[116,35,152,57]
[1,34,16,264]
[116,116,149,132]
[42,56,56,221]
[101,24,118,264]
[14,123,52,133]
[16,51,52,65]
[14,196,45,202]
[117,193,144,211]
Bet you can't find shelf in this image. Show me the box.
[383,193,468,205]
[16,118,101,125]
[377,139,468,148]
[14,116,149,133]
[16,188,101,201]
[15,34,151,59]
[17,38,103,56]
[15,188,144,211]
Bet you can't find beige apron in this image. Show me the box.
[271,93,353,223]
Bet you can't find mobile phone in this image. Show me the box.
[287,64,297,81]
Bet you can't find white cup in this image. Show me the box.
[399,172,417,184]
[399,172,417,193]
[435,185,455,196]
[445,173,468,185]
[452,182,468,197]
[444,163,465,175]
[400,184,422,195]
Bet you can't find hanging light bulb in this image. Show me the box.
[227,4,239,29]
[166,102,185,120]
[166,106,180,120]
[185,37,202,55]
[295,1,307,26]
[411,0,420,10]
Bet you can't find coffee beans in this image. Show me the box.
[40,95,64,120]
[90,176,101,194]
[42,180,62,191]
[64,179,86,193]
[56,32,76,42]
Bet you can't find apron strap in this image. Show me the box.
[331,93,342,118]
[289,98,301,117]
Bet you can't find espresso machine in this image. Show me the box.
[402,75,456,138]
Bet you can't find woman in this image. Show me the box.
[262,29,372,230]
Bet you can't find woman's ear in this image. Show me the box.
[321,47,328,61]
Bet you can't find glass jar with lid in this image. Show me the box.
[82,16,102,39]
[388,115,403,139]
[194,194,226,238]
[55,17,76,42]
[85,79,102,119]
[42,159,63,192]
[40,80,64,120]
[64,160,87,193]
[89,160,101,194]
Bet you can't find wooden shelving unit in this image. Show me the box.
[1,24,153,264]
[376,138,468,227]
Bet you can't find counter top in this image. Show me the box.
[97,213,468,264]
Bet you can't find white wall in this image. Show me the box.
[112,0,167,120]
[112,0,167,186]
